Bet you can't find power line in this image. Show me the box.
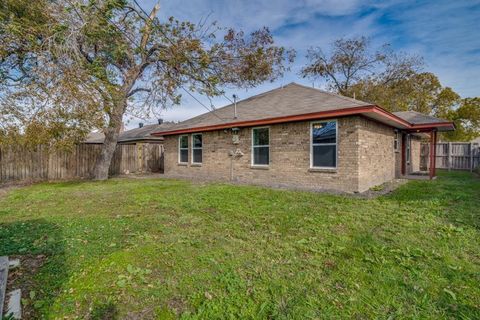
[181,87,226,121]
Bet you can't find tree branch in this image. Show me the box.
[127,87,151,97]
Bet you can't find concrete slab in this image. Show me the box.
[8,259,20,269]
[0,256,8,317]
[6,289,22,319]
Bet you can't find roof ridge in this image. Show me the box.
[173,83,297,125]
[288,82,372,106]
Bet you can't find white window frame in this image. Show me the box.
[251,126,270,166]
[191,133,203,164]
[394,130,400,152]
[178,135,189,164]
[310,120,338,169]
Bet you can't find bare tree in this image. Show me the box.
[300,36,422,96]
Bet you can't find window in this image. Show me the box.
[192,133,202,164]
[178,135,188,163]
[311,121,337,168]
[406,134,411,164]
[252,127,269,166]
[394,130,400,152]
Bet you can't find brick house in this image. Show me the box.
[152,83,454,193]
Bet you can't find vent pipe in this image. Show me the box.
[233,94,238,119]
[158,118,163,124]
[139,122,144,128]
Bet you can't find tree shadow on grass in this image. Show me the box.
[0,219,67,318]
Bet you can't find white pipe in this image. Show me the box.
[233,94,237,119]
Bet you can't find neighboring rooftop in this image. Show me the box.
[151,83,455,136]
[85,122,175,144]
[393,111,450,124]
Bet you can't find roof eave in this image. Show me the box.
[151,105,455,136]
[151,105,413,136]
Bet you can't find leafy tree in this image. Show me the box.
[442,98,480,141]
[301,36,479,141]
[0,0,294,179]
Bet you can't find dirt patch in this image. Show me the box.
[354,179,409,199]
[167,296,187,315]
[124,307,155,320]
[0,182,29,200]
[5,255,47,319]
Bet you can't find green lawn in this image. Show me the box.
[0,171,479,319]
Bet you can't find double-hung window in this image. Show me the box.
[311,120,337,168]
[394,130,400,152]
[192,133,202,164]
[179,135,188,164]
[252,127,269,166]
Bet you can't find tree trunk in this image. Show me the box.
[93,106,124,180]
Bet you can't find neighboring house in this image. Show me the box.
[85,120,174,145]
[85,120,175,174]
[151,83,454,193]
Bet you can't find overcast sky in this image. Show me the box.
[127,0,480,129]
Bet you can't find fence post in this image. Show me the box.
[470,143,473,172]
[448,142,451,171]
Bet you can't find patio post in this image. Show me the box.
[433,130,437,178]
[429,130,435,179]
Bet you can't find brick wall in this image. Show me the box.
[357,118,396,191]
[163,116,396,193]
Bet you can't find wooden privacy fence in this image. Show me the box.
[421,142,480,171]
[0,143,164,183]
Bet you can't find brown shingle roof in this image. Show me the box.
[155,83,372,133]
[151,82,455,136]
[393,111,450,124]
[85,123,175,144]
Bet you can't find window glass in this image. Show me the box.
[312,122,336,144]
[252,128,269,165]
[253,128,269,146]
[313,145,336,167]
[253,146,269,165]
[180,135,188,149]
[192,134,202,163]
[311,121,337,168]
[179,135,188,163]
[180,149,188,163]
[193,134,202,148]
[394,131,399,151]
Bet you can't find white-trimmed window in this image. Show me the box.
[394,130,400,152]
[178,135,188,164]
[252,127,269,166]
[311,120,337,169]
[191,133,202,164]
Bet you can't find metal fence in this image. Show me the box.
[0,143,164,183]
[421,142,480,171]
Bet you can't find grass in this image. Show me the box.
[0,171,479,319]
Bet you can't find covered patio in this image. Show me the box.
[393,111,456,180]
